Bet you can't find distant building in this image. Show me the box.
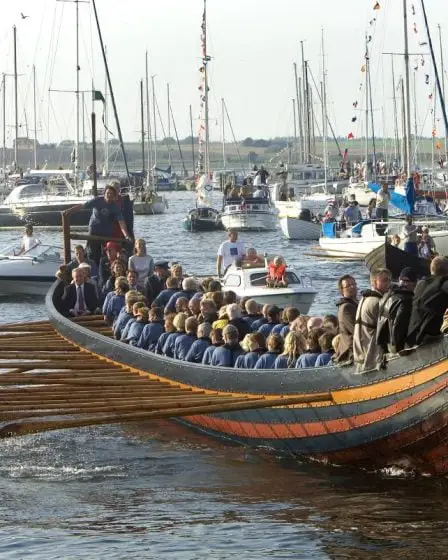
[13,137,37,150]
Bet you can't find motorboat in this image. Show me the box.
[0,243,62,296]
[343,180,374,207]
[221,264,317,312]
[279,213,322,241]
[133,192,167,215]
[319,219,448,258]
[220,197,278,231]
[183,206,223,232]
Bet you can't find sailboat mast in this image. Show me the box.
[221,97,226,170]
[364,35,369,180]
[292,98,297,164]
[438,25,447,157]
[33,64,37,168]
[391,56,400,163]
[300,41,308,163]
[321,29,328,184]
[293,62,301,162]
[203,0,210,177]
[401,78,408,173]
[145,52,153,186]
[140,79,145,174]
[167,82,171,167]
[152,76,157,168]
[189,104,195,176]
[2,73,5,173]
[13,25,18,171]
[75,0,80,187]
[413,71,419,167]
[403,0,412,176]
[304,61,311,164]
[104,46,109,176]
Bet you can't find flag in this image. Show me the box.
[432,128,436,137]
[373,2,380,10]
[351,116,357,122]
[348,132,354,139]
[93,90,105,103]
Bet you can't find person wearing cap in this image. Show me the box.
[210,324,245,367]
[376,267,417,354]
[19,224,40,254]
[64,184,132,265]
[216,229,245,276]
[401,215,418,256]
[143,261,170,303]
[137,307,165,351]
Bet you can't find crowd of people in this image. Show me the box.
[54,227,448,372]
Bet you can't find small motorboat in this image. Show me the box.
[183,207,223,232]
[279,209,322,241]
[0,243,62,296]
[221,264,317,312]
[220,197,278,231]
[365,242,430,280]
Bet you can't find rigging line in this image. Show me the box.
[222,99,246,176]
[154,95,174,162]
[169,102,187,176]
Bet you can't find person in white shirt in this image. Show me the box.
[376,183,390,221]
[216,229,245,276]
[20,224,40,253]
[128,238,154,288]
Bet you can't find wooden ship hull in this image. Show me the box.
[45,282,448,476]
[364,242,430,280]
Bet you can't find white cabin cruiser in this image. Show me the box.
[221,264,317,312]
[0,243,62,296]
[220,196,277,231]
[279,214,322,241]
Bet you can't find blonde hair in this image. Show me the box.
[173,312,188,332]
[132,301,145,314]
[281,331,307,366]
[114,276,128,293]
[134,238,147,256]
[137,307,150,320]
[171,264,183,277]
[125,290,140,311]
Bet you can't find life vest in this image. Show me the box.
[268,263,286,281]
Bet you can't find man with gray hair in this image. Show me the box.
[210,324,245,367]
[185,322,212,363]
[227,303,250,340]
[165,276,199,313]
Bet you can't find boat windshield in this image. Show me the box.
[0,243,62,260]
[250,271,300,287]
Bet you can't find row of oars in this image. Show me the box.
[0,318,331,438]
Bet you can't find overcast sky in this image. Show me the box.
[1,0,447,146]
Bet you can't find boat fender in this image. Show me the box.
[204,183,213,192]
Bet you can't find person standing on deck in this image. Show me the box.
[19,224,40,254]
[216,229,245,276]
[401,215,418,256]
[63,184,132,265]
[333,275,358,364]
[376,183,390,221]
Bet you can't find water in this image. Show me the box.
[1,192,446,559]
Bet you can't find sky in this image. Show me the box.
[0,0,448,147]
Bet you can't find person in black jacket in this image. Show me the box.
[62,268,99,317]
[376,267,417,354]
[408,256,448,346]
[333,274,358,363]
[144,261,170,304]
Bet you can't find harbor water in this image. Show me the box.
[0,192,447,559]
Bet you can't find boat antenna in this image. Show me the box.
[403,0,412,176]
[420,0,448,142]
[91,0,131,187]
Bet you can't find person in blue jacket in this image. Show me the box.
[296,328,324,368]
[152,276,180,308]
[120,301,146,342]
[242,299,263,330]
[254,334,283,369]
[113,291,141,339]
[102,276,129,325]
[174,316,198,360]
[202,328,224,365]
[274,331,307,368]
[137,306,165,351]
[315,331,336,367]
[258,306,282,338]
[186,322,212,363]
[234,332,266,368]
[210,325,245,367]
[272,307,300,338]
[154,313,176,354]
[124,307,149,345]
[165,277,199,313]
[250,303,270,332]
[162,312,188,357]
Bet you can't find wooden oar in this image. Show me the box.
[0,392,332,438]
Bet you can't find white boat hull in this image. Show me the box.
[133,199,166,215]
[0,249,61,296]
[318,237,383,257]
[239,290,316,314]
[220,211,277,231]
[279,216,321,240]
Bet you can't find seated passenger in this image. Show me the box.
[254,334,284,369]
[274,331,307,368]
[173,317,198,360]
[162,312,188,358]
[276,307,300,338]
[154,313,176,354]
[188,296,202,318]
[165,277,199,313]
[126,269,140,292]
[124,307,149,346]
[258,305,281,338]
[120,301,146,341]
[102,276,129,325]
[243,247,264,266]
[267,257,287,287]
[113,290,141,339]
[322,314,339,334]
[198,298,218,324]
[212,306,229,331]
[243,299,263,329]
[67,244,98,277]
[227,303,250,340]
[62,267,99,317]
[210,325,245,367]
[137,306,165,351]
[234,332,266,368]
[186,322,212,363]
[175,297,190,314]
[151,277,179,308]
[202,328,224,365]
[295,328,323,368]
[102,260,127,297]
[314,332,336,366]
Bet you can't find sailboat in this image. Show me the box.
[183,0,223,233]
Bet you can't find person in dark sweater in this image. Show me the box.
[174,316,198,360]
[185,322,212,363]
[154,313,176,354]
[124,307,149,346]
[333,274,358,363]
[274,331,307,369]
[152,277,179,308]
[254,334,284,369]
[202,328,224,365]
[227,303,251,340]
[243,299,263,329]
[258,305,282,338]
[137,306,165,351]
[315,331,336,366]
[296,328,325,368]
[250,303,270,332]
[408,257,448,346]
[210,325,245,367]
[162,312,188,358]
[234,332,266,368]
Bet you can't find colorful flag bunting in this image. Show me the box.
[348,132,354,139]
[373,2,380,10]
